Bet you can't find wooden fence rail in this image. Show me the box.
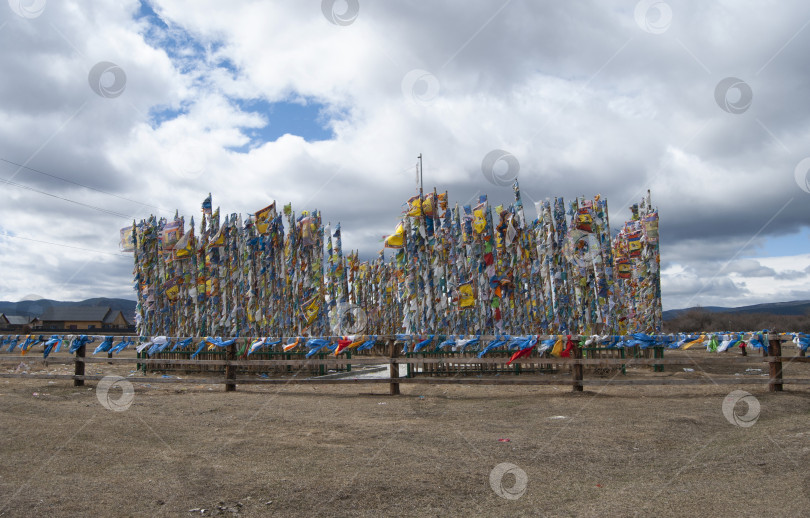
[2,372,810,387]
[4,356,808,367]
[1,337,808,393]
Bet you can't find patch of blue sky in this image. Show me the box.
[228,98,336,151]
[743,226,810,258]
[136,0,215,74]
[215,56,238,75]
[136,1,166,28]
[135,2,338,149]
[148,106,186,127]
[137,1,239,128]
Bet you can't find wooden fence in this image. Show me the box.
[1,335,809,395]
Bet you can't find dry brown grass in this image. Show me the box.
[1,351,809,517]
[664,308,810,334]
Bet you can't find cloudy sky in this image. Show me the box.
[1,0,810,310]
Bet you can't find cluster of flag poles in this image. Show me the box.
[122,179,662,339]
[377,180,662,337]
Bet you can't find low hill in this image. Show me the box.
[663,300,810,321]
[0,298,137,318]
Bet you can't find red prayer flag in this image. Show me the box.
[334,338,352,356]
[560,335,574,358]
[506,345,535,366]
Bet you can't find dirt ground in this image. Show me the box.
[1,352,809,517]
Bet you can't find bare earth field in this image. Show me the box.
[1,352,809,517]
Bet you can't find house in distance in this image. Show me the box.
[36,306,134,332]
[0,314,35,332]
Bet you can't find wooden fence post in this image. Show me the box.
[225,342,236,392]
[655,347,664,372]
[74,343,85,387]
[572,340,583,392]
[767,337,783,392]
[389,339,400,395]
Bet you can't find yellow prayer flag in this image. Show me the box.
[473,203,487,234]
[384,221,405,249]
[459,282,474,308]
[550,337,564,357]
[255,202,276,235]
[173,229,193,259]
[683,334,705,350]
[120,225,136,252]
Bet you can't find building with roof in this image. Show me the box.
[0,314,34,331]
[37,306,133,331]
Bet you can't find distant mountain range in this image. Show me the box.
[0,298,137,318]
[663,300,810,321]
[2,297,808,324]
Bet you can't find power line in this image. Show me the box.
[1,233,128,257]
[0,174,135,220]
[0,157,173,214]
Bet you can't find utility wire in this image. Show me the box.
[1,233,128,257]
[0,157,173,214]
[0,175,134,220]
